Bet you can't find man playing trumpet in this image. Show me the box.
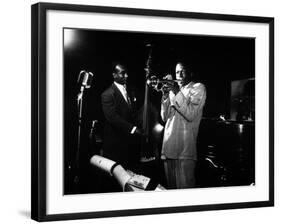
[160,62,206,189]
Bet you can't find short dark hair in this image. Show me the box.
[112,61,127,74]
[176,61,189,70]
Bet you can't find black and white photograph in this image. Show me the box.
[63,28,255,194]
[1,0,280,224]
[30,2,274,222]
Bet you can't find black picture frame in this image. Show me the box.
[31,2,274,222]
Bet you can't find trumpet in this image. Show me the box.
[147,76,181,92]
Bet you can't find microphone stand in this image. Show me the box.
[74,85,85,184]
[74,71,93,186]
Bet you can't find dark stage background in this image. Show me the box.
[63,28,255,194]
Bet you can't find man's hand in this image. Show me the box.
[163,74,173,80]
[161,74,173,95]
[162,74,179,94]
[134,127,144,137]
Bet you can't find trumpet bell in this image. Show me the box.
[147,76,181,92]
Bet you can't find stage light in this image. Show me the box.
[64,29,77,49]
[90,155,165,191]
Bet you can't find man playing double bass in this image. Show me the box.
[160,62,206,189]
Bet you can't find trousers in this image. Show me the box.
[164,159,196,189]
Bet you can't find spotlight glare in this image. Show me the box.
[64,29,76,49]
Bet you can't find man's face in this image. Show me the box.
[175,63,189,86]
[113,64,128,85]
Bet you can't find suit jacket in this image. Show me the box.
[101,83,139,169]
[161,82,206,160]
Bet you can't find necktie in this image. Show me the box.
[123,85,131,107]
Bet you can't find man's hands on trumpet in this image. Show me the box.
[162,74,180,95]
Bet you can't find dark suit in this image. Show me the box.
[101,83,139,171]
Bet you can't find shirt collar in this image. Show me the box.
[114,82,127,96]
[114,81,125,89]
[181,81,193,89]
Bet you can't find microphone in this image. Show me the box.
[78,70,94,89]
[77,70,94,101]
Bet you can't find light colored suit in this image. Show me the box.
[161,82,206,160]
[161,82,206,188]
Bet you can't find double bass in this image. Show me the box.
[139,44,160,162]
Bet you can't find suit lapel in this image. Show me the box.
[112,84,131,110]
